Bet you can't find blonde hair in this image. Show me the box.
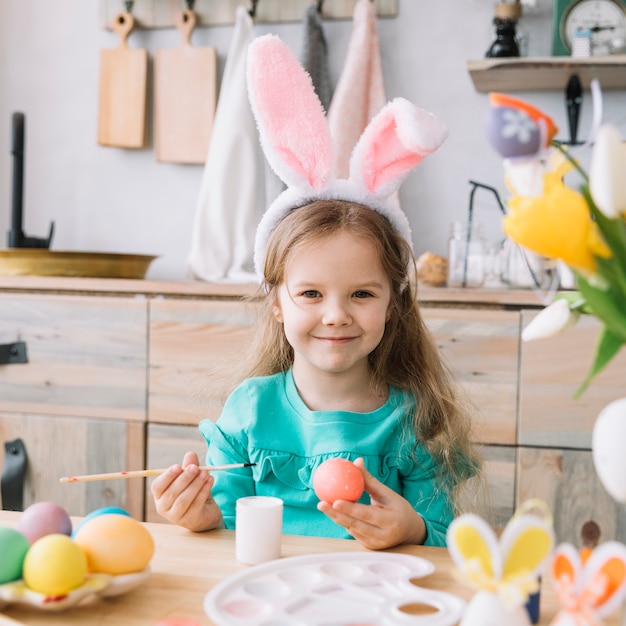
[244,199,482,512]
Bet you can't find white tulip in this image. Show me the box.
[589,124,626,218]
[521,299,580,342]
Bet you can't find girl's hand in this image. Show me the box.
[317,458,426,550]
[151,451,223,532]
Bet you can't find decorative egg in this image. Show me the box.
[17,501,72,544]
[0,527,30,584]
[592,398,626,502]
[23,533,87,596]
[313,458,364,504]
[71,506,130,537]
[73,514,154,575]
[485,105,541,159]
[485,92,558,160]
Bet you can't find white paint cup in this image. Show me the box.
[235,496,283,565]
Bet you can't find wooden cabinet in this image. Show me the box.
[144,423,207,523]
[519,312,626,450]
[0,412,144,518]
[517,447,626,545]
[0,292,148,517]
[423,307,520,446]
[1,277,623,544]
[148,299,257,425]
[0,293,148,420]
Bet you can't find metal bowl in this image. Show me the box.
[0,250,157,279]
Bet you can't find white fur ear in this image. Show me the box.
[349,98,448,199]
[247,34,333,191]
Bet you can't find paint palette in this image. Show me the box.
[204,552,466,626]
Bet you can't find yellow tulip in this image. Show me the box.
[504,167,598,272]
[589,124,626,219]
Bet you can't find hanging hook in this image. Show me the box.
[248,0,259,18]
[184,0,195,9]
[316,0,324,13]
[124,0,134,13]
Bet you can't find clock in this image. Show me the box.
[552,0,626,55]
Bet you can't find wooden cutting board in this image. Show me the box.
[153,9,217,164]
[97,12,148,149]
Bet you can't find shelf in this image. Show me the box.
[467,55,626,92]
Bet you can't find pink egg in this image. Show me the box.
[17,501,72,544]
[313,458,364,504]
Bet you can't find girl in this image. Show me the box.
[151,35,481,549]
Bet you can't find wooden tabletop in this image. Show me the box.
[0,511,621,625]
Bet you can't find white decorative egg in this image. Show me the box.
[592,398,626,503]
[460,590,531,626]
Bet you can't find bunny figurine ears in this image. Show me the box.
[246,34,448,280]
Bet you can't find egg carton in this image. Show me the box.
[204,553,466,626]
[0,567,150,612]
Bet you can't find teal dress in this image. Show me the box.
[199,369,453,547]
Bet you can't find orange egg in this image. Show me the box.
[73,514,154,575]
[313,458,364,504]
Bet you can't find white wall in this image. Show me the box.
[0,0,624,280]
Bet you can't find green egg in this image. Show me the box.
[0,526,30,584]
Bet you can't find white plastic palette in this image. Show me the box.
[204,552,466,626]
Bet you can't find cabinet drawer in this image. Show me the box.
[519,313,626,449]
[0,411,145,518]
[144,423,207,522]
[149,299,256,426]
[517,446,626,545]
[0,294,148,421]
[423,308,520,445]
[479,444,516,530]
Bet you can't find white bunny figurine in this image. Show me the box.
[447,511,554,626]
[550,542,626,626]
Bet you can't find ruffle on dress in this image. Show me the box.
[249,448,417,490]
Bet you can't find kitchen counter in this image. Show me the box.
[0,275,547,308]
[0,510,617,626]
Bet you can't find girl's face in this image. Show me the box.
[274,231,392,381]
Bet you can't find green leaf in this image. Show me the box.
[576,273,626,342]
[575,326,625,398]
[582,186,626,280]
[554,291,590,313]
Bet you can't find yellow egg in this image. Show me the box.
[23,534,87,595]
[73,514,154,575]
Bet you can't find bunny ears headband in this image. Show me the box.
[246,34,449,280]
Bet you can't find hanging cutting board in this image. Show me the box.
[97,12,148,149]
[153,9,217,164]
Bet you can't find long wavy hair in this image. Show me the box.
[244,199,482,512]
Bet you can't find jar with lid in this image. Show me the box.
[446,221,485,288]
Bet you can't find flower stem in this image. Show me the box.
[552,140,589,182]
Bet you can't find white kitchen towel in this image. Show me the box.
[187,6,262,283]
[327,0,386,180]
[301,4,332,113]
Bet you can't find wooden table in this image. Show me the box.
[0,511,621,626]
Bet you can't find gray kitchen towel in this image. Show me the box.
[301,4,332,113]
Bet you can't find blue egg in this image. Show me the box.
[71,506,131,537]
[485,105,540,159]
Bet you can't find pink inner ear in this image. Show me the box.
[362,119,425,193]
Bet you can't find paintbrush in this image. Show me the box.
[60,462,256,483]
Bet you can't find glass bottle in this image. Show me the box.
[447,221,485,288]
[486,2,522,58]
